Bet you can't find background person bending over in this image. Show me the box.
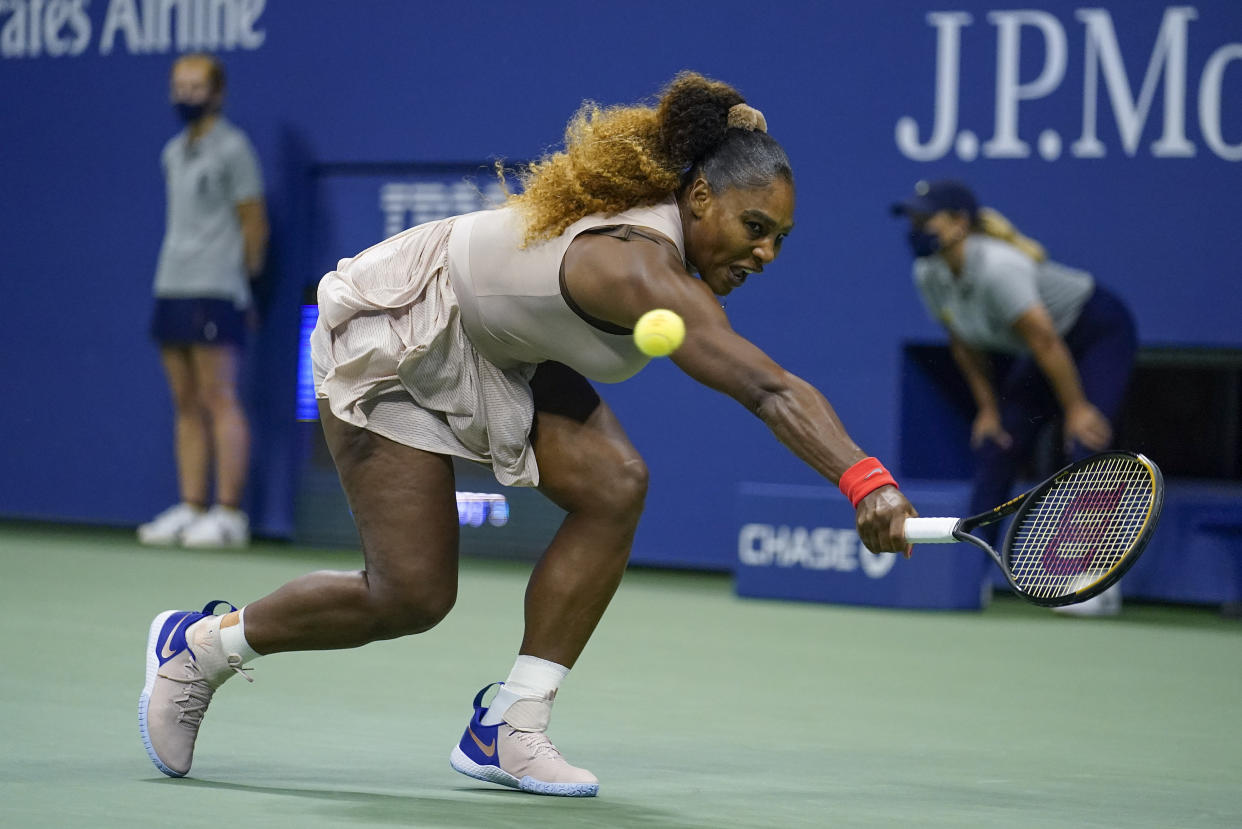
[137,53,268,549]
[892,180,1137,616]
[139,72,917,797]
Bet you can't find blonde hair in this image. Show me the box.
[975,207,1047,262]
[172,52,226,94]
[507,104,678,245]
[507,72,787,245]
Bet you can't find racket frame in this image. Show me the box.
[947,451,1165,607]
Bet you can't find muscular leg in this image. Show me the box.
[239,400,460,654]
[190,344,249,509]
[520,366,648,668]
[159,347,209,506]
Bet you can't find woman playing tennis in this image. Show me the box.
[139,72,917,797]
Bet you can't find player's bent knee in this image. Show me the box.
[370,586,457,639]
[542,447,648,519]
[598,456,649,517]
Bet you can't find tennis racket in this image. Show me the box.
[903,451,1164,607]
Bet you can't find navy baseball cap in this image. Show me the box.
[891,180,978,218]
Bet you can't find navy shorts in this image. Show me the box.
[150,298,247,346]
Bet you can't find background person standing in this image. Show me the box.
[138,53,268,548]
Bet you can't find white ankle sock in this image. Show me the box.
[218,607,262,664]
[480,655,569,726]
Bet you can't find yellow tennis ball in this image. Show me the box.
[633,309,685,357]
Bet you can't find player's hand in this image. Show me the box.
[855,486,918,557]
[971,408,1012,449]
[1064,402,1112,452]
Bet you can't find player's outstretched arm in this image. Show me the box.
[666,309,916,554]
[562,234,917,553]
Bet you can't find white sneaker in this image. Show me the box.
[1054,583,1122,617]
[180,506,250,548]
[450,685,598,797]
[139,602,251,777]
[138,503,204,546]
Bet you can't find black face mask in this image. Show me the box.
[907,228,941,258]
[173,101,209,124]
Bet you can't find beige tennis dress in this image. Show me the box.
[311,197,685,487]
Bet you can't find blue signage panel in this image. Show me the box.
[734,482,989,610]
[3,0,1241,552]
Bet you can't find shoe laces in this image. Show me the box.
[507,728,564,761]
[172,661,214,728]
[226,653,255,683]
[191,628,254,685]
[171,654,253,728]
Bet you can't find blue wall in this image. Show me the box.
[3,1,1240,568]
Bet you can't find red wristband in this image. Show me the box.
[838,457,899,508]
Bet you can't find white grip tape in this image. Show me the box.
[903,517,960,543]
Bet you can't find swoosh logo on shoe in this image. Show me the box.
[160,616,190,660]
[468,726,496,757]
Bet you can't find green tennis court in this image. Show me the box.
[2,523,1239,828]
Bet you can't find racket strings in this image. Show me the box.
[1006,455,1155,599]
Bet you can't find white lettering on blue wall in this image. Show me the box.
[380,180,507,237]
[1200,43,1242,160]
[896,6,1241,162]
[984,10,1068,159]
[0,0,91,57]
[737,523,898,578]
[1072,7,1196,158]
[0,0,266,58]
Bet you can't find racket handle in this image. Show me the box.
[903,517,960,543]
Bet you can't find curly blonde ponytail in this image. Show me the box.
[507,103,678,246]
[507,72,789,246]
[975,207,1047,262]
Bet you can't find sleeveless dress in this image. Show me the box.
[311,197,685,486]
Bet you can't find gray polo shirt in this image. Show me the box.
[153,117,263,307]
[913,234,1094,354]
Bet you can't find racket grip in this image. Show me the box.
[903,517,960,543]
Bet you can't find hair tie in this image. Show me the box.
[727,103,767,133]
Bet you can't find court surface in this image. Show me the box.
[2,522,1239,829]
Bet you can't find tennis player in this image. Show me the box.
[139,72,917,796]
[892,180,1138,616]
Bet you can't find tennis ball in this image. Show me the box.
[633,309,685,357]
